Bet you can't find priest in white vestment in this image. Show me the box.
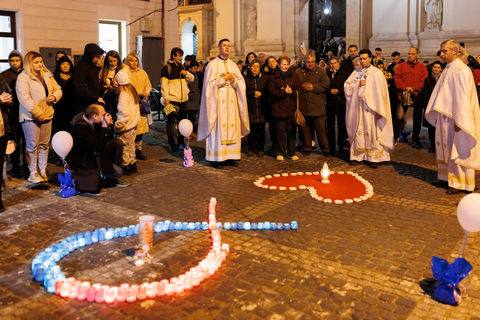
[198,39,249,166]
[344,50,394,168]
[425,40,480,194]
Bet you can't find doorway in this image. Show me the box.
[181,21,198,58]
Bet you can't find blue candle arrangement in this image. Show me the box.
[32,219,298,294]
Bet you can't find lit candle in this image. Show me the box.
[147,282,158,299]
[126,284,138,302]
[86,286,96,302]
[104,286,117,304]
[116,283,129,302]
[156,280,168,296]
[77,281,90,301]
[321,163,330,184]
[94,285,105,303]
[59,281,70,297]
[137,283,148,300]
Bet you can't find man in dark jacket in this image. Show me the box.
[295,54,330,156]
[340,44,358,75]
[72,43,105,115]
[1,50,26,177]
[69,104,126,192]
[326,57,349,155]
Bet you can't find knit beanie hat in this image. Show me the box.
[115,69,130,85]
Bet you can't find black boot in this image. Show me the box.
[135,149,147,160]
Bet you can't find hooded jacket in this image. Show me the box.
[1,50,23,122]
[72,44,105,114]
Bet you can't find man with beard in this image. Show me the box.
[340,44,358,75]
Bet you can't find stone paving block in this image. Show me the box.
[1,123,480,318]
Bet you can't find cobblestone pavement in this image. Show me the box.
[1,121,480,320]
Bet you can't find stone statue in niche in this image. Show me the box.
[425,0,443,30]
[246,2,257,40]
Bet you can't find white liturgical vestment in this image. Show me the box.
[425,58,480,191]
[197,57,250,161]
[344,65,394,162]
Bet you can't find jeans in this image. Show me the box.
[22,119,51,173]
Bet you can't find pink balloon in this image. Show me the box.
[457,193,480,232]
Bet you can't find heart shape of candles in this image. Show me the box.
[253,170,374,204]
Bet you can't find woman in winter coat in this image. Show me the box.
[418,61,443,153]
[245,59,268,156]
[267,56,301,161]
[100,50,123,115]
[241,52,257,76]
[16,51,62,183]
[114,69,140,174]
[125,53,152,160]
[53,55,75,133]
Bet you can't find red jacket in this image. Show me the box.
[394,61,428,99]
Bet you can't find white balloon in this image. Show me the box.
[178,119,193,138]
[52,131,74,159]
[457,193,480,232]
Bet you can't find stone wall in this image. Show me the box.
[1,0,178,60]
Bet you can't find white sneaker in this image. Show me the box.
[28,172,43,184]
[291,155,299,161]
[39,171,48,182]
[276,155,284,161]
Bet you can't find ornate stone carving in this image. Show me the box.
[424,0,443,31]
[246,1,257,40]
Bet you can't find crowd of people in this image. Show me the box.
[0,38,479,212]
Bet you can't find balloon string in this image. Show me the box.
[62,158,70,172]
[460,230,468,258]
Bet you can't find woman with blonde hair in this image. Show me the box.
[125,53,152,160]
[114,69,140,174]
[16,51,62,183]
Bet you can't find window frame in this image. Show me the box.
[0,10,17,67]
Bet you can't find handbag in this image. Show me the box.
[73,154,104,194]
[140,97,151,115]
[31,99,54,122]
[295,91,306,127]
